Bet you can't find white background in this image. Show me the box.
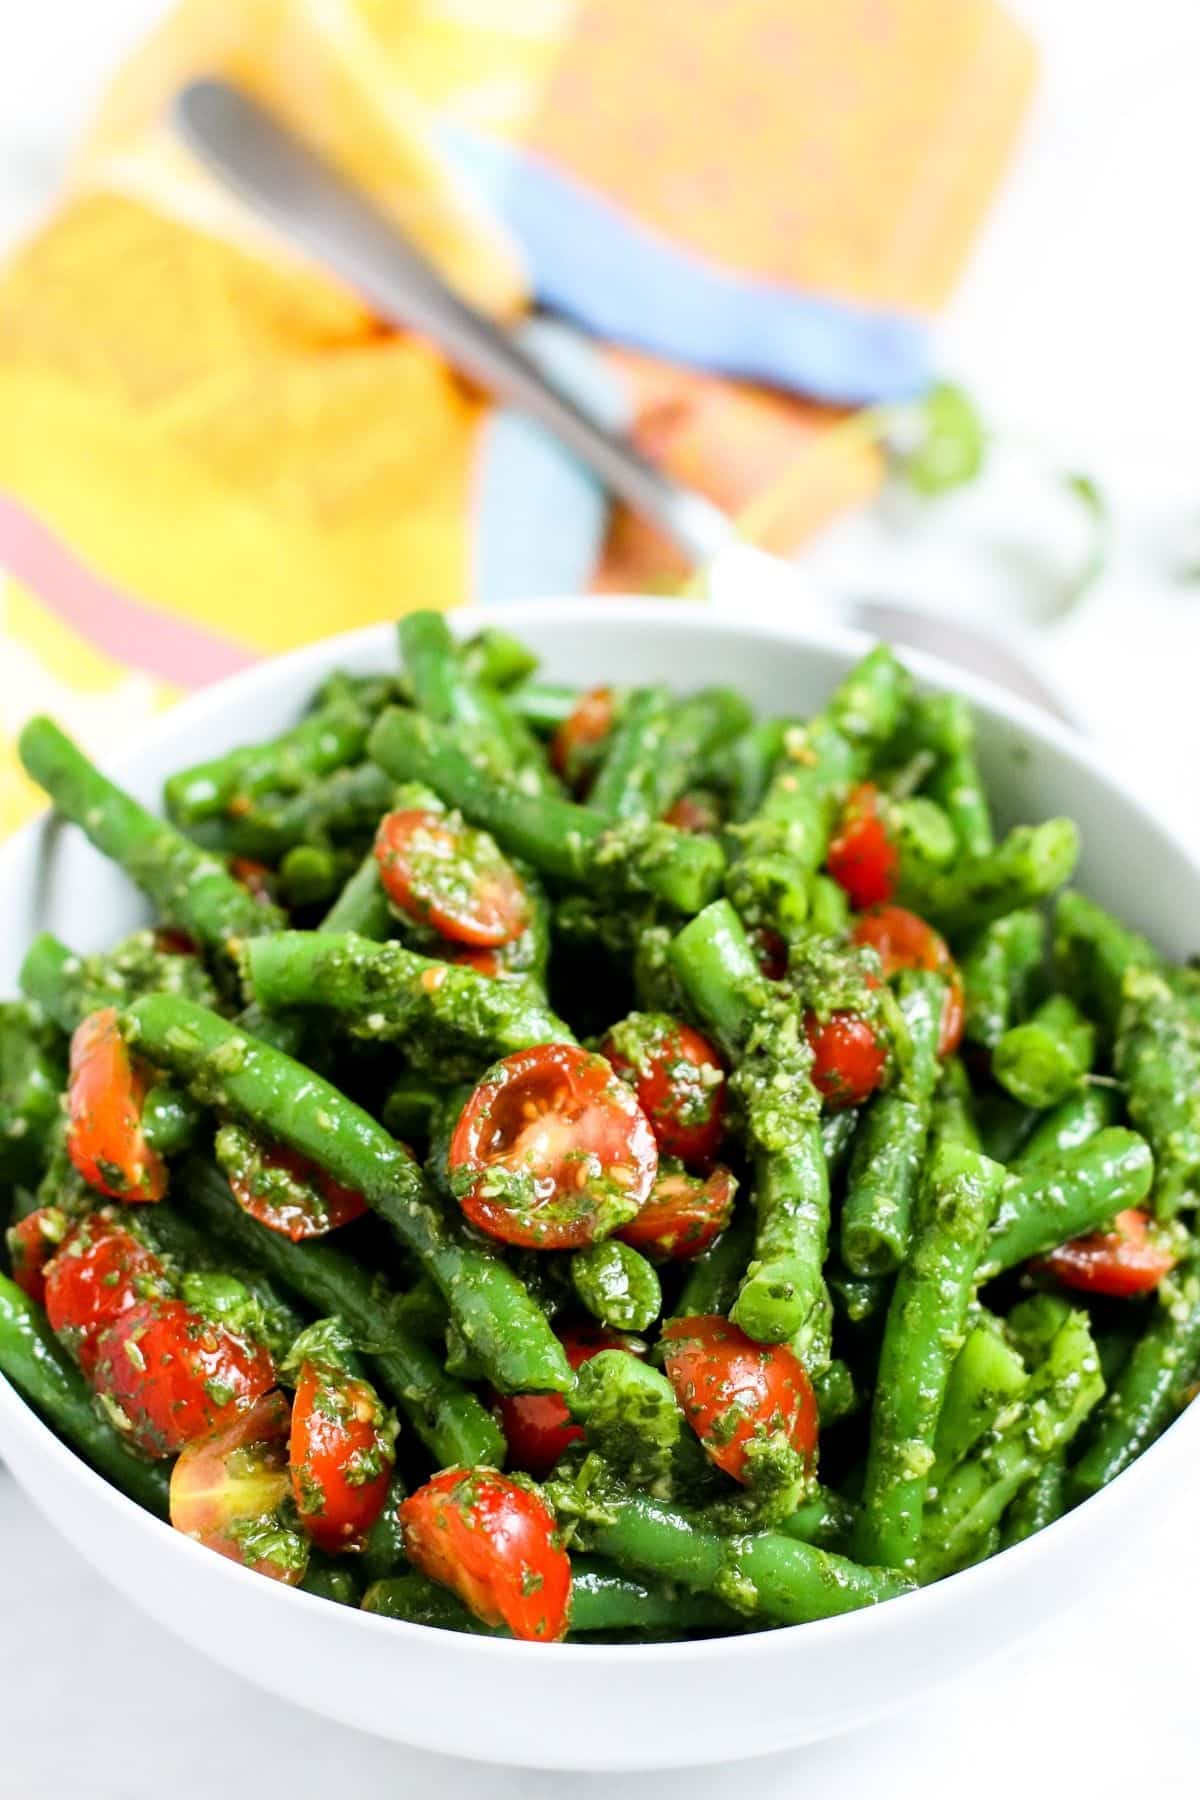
[2,2,1199,1795]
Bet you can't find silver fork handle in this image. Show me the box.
[173,79,736,566]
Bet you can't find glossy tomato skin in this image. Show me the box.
[551,687,615,788]
[43,1212,169,1378]
[218,1125,367,1242]
[374,808,529,948]
[65,1008,166,1203]
[289,1360,396,1552]
[852,904,964,1057]
[92,1297,276,1458]
[826,783,899,910]
[806,1012,887,1109]
[663,792,721,835]
[170,1390,308,1584]
[1039,1209,1178,1298]
[618,1164,736,1262]
[601,1014,726,1169]
[399,1468,571,1642]
[5,1206,68,1305]
[496,1325,639,1478]
[448,1043,658,1249]
[662,1314,819,1485]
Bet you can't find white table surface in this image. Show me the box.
[4,1,1200,1793]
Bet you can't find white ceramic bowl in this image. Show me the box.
[1,599,1197,1771]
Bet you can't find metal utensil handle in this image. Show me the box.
[174,79,735,566]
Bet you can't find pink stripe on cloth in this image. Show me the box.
[0,492,258,688]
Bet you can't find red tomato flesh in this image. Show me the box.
[551,687,615,787]
[826,782,899,910]
[44,1212,169,1379]
[619,1164,736,1262]
[399,1468,571,1641]
[496,1325,640,1478]
[448,1043,658,1249]
[375,808,529,948]
[662,1314,819,1485]
[852,904,965,1057]
[663,792,721,835]
[170,1390,307,1584]
[92,1296,275,1458]
[806,1012,887,1109]
[5,1206,68,1305]
[225,1135,367,1242]
[1039,1209,1177,1298]
[65,1008,166,1203]
[602,1015,726,1169]
[289,1360,396,1552]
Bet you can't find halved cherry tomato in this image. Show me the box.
[551,687,615,788]
[65,1008,166,1203]
[5,1206,68,1305]
[805,1012,887,1109]
[170,1390,307,1584]
[229,857,277,904]
[662,1314,818,1485]
[601,1015,726,1168]
[495,1324,639,1478]
[154,928,198,957]
[1038,1209,1178,1298]
[449,1044,658,1249]
[619,1164,736,1262]
[399,1467,571,1641]
[753,928,789,982]
[663,792,721,835]
[44,1212,169,1378]
[374,808,529,948]
[449,946,504,977]
[92,1296,276,1457]
[220,1128,368,1242]
[289,1359,396,1552]
[852,903,964,1057]
[826,782,898,910]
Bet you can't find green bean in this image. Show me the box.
[813,1359,860,1428]
[673,1208,754,1319]
[504,681,578,733]
[570,1241,662,1333]
[320,850,392,938]
[398,611,553,793]
[549,1467,915,1625]
[188,761,395,862]
[928,1058,981,1152]
[840,972,944,1276]
[460,626,539,693]
[1000,1450,1067,1547]
[299,1555,363,1607]
[0,1003,62,1183]
[369,707,723,914]
[647,689,753,819]
[670,901,830,1355]
[973,1089,1038,1166]
[992,995,1096,1110]
[717,719,787,822]
[918,1306,1103,1582]
[362,1572,502,1634]
[1115,966,1200,1218]
[0,1273,171,1517]
[828,1262,890,1327]
[855,1142,1004,1572]
[175,1158,503,1465]
[821,1107,860,1178]
[163,695,379,826]
[960,910,1045,1050]
[360,1472,410,1581]
[930,1318,1028,1489]
[139,1085,198,1158]
[125,999,571,1398]
[244,931,570,1074]
[1011,1085,1121,1170]
[927,741,994,860]
[278,844,355,910]
[899,819,1079,939]
[891,796,956,875]
[18,718,284,957]
[1069,1268,1200,1502]
[980,1129,1154,1278]
[779,1485,858,1553]
[589,686,674,822]
[380,1074,449,1142]
[1053,888,1162,1037]
[567,1351,688,1492]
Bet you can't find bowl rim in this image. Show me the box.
[2,593,1195,1670]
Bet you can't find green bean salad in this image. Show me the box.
[2,610,1198,1643]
